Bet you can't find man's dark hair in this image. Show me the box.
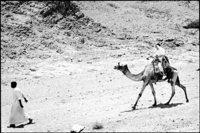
[11,81,17,88]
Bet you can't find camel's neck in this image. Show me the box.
[122,68,143,81]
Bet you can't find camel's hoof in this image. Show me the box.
[132,106,136,110]
[164,102,169,105]
[186,100,189,103]
[152,104,157,107]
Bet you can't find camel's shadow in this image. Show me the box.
[149,102,183,109]
[120,103,183,113]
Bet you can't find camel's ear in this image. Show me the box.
[125,64,128,67]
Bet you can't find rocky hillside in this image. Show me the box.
[1,1,199,62]
[1,1,116,62]
[1,1,199,84]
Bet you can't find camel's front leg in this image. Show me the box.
[150,83,157,106]
[132,83,147,110]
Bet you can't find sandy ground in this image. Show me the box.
[1,1,199,132]
[1,47,199,132]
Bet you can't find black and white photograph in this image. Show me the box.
[1,1,199,132]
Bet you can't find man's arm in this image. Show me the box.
[19,99,23,108]
[22,93,28,102]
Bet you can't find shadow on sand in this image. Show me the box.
[120,103,183,113]
[7,122,35,128]
[149,103,183,109]
[120,109,139,113]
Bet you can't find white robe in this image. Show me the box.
[154,45,166,57]
[9,87,29,125]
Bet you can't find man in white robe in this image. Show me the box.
[153,43,166,74]
[8,81,33,128]
[154,43,165,56]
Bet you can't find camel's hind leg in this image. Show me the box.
[165,83,175,105]
[165,71,178,105]
[176,76,189,102]
[150,83,157,106]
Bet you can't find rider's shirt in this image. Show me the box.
[154,45,165,56]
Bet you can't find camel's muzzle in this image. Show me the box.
[114,66,118,69]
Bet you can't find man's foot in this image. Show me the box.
[7,124,24,128]
[7,124,15,128]
[28,118,33,124]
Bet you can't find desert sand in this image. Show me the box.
[1,1,199,132]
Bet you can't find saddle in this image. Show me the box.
[151,56,163,83]
[151,55,176,83]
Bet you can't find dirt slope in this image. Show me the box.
[1,1,199,132]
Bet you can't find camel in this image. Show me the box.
[114,56,189,110]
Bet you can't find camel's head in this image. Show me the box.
[114,62,128,72]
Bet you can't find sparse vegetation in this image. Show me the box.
[183,19,199,29]
[92,121,104,130]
